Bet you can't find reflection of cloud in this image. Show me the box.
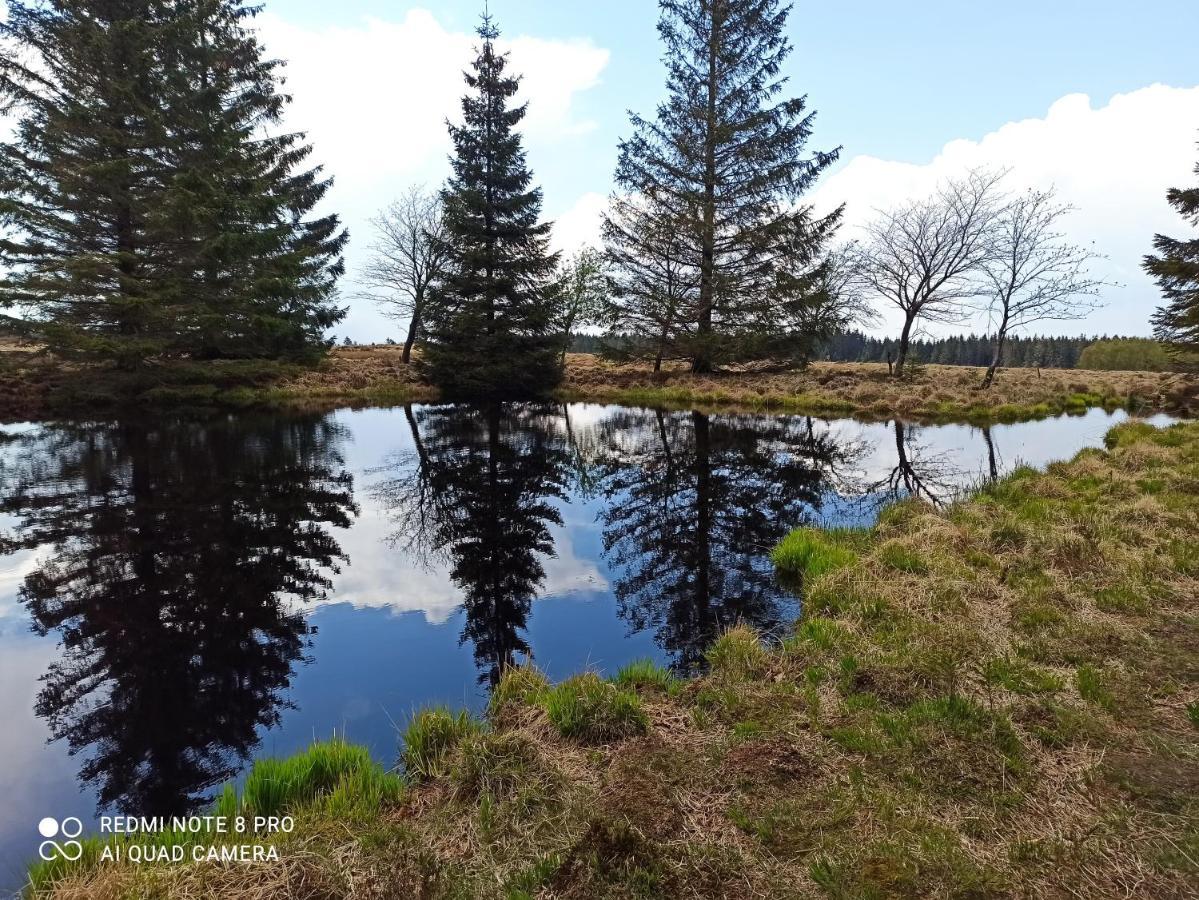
[0,551,37,620]
[324,506,608,625]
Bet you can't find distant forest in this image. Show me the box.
[819,331,1091,368]
[569,332,1176,371]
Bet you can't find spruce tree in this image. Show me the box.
[423,15,561,397]
[1145,139,1199,358]
[161,0,347,359]
[0,1,176,365]
[609,0,844,373]
[0,0,346,366]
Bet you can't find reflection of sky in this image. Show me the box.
[0,405,1177,893]
[324,500,609,624]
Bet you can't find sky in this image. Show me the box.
[9,0,1199,341]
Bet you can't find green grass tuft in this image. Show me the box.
[1076,664,1116,712]
[400,707,482,780]
[878,541,930,574]
[771,526,865,579]
[983,655,1065,695]
[242,739,390,818]
[706,626,768,679]
[612,658,680,694]
[491,664,551,710]
[543,673,648,742]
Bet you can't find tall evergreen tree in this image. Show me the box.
[422,15,561,397]
[1145,138,1199,360]
[160,0,348,360]
[608,0,844,373]
[0,0,346,366]
[0,1,175,365]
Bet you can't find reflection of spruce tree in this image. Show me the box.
[0,415,356,815]
[406,405,569,687]
[596,410,859,673]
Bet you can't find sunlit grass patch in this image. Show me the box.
[706,626,768,680]
[543,673,648,742]
[400,707,482,780]
[451,731,556,802]
[242,739,395,817]
[612,658,680,694]
[490,664,551,710]
[982,654,1065,695]
[1076,664,1117,712]
[877,540,929,574]
[771,526,866,580]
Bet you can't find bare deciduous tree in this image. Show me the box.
[854,169,1007,377]
[978,188,1104,388]
[357,186,448,363]
[553,246,607,366]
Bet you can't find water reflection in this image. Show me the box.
[0,415,356,816]
[0,403,1158,887]
[375,404,570,686]
[592,410,864,673]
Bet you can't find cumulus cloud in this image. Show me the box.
[812,84,1199,336]
[252,9,609,339]
[551,191,608,254]
[257,9,608,218]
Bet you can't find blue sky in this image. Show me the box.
[254,0,1199,340]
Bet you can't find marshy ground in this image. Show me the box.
[29,418,1199,899]
[1,342,1195,422]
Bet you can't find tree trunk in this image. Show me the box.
[692,13,719,375]
[402,295,424,364]
[893,312,916,377]
[981,312,1009,389]
[559,310,576,369]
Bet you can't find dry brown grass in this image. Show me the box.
[3,344,1194,423]
[559,354,1199,421]
[32,420,1199,899]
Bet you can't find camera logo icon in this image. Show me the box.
[37,817,84,862]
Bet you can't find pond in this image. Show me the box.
[0,402,1175,890]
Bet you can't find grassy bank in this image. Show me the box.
[31,419,1199,899]
[2,343,1195,423]
[0,343,437,422]
[559,355,1198,422]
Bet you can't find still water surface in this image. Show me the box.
[0,403,1173,890]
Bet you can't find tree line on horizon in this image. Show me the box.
[1,0,1196,397]
[563,331,1180,372]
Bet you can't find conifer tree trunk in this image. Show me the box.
[693,11,720,375]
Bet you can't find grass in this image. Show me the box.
[612,658,681,694]
[771,526,866,580]
[559,353,1198,423]
[25,737,403,895]
[542,673,649,742]
[29,419,1199,899]
[400,706,483,780]
[3,343,1194,422]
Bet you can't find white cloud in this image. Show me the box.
[813,84,1199,337]
[257,9,608,222]
[551,191,607,254]
[254,9,610,340]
